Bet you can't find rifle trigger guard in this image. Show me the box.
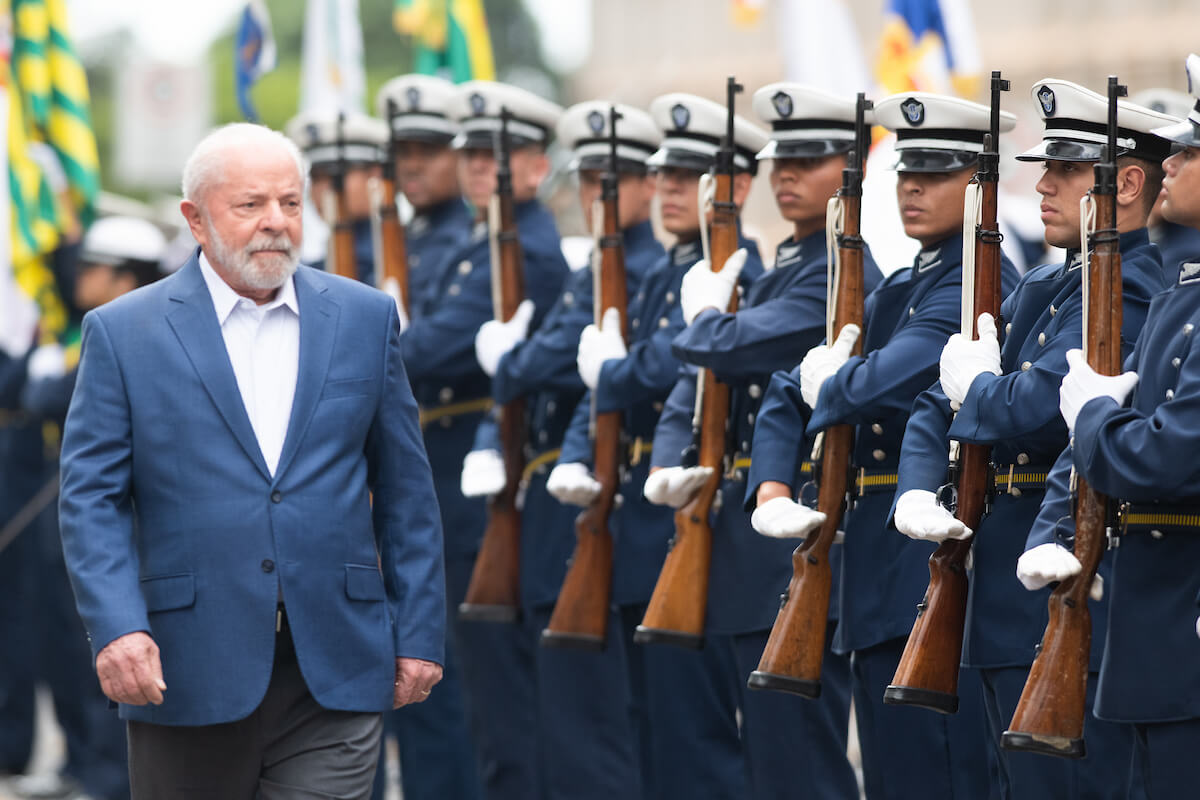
[935,482,958,515]
[798,480,819,508]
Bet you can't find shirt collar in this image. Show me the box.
[198,251,299,324]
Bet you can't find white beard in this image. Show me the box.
[206,222,299,291]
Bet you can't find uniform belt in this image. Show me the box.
[724,456,814,479]
[521,448,562,484]
[854,468,898,496]
[419,397,493,428]
[1120,503,1200,534]
[992,465,1051,494]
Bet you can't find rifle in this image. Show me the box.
[1002,76,1127,759]
[371,98,411,315]
[635,76,743,648]
[884,71,1010,713]
[746,93,872,697]
[325,112,359,281]
[459,108,528,623]
[541,106,627,650]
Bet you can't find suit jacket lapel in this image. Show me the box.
[273,268,339,483]
[165,255,272,481]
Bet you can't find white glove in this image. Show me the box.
[382,276,410,332]
[751,496,827,539]
[894,489,971,542]
[461,449,506,498]
[799,324,861,409]
[27,343,66,381]
[643,466,713,509]
[577,307,627,390]
[475,299,534,377]
[0,275,38,359]
[1016,542,1104,601]
[546,462,601,507]
[940,312,1002,410]
[1059,349,1139,433]
[680,248,748,324]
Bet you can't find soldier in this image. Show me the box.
[410,80,566,800]
[376,74,473,310]
[748,92,1020,800]
[284,110,389,284]
[463,99,662,800]
[1133,87,1200,282]
[892,79,1173,799]
[1018,53,1200,799]
[547,94,768,799]
[369,74,478,800]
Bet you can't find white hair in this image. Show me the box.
[181,122,307,205]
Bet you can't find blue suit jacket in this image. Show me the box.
[58,253,446,726]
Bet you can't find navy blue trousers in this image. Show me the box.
[853,637,997,800]
[1131,718,1200,799]
[732,629,858,800]
[372,556,483,800]
[981,666,1137,800]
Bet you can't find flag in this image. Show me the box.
[301,0,367,116]
[44,0,99,219]
[730,0,766,28]
[776,0,868,94]
[393,0,494,82]
[874,0,982,99]
[235,0,276,122]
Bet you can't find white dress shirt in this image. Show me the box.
[198,253,300,477]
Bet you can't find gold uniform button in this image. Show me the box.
[563,292,574,306]
[458,260,472,275]
[538,431,549,444]
[871,423,883,435]
[439,387,454,403]
[1009,486,1023,498]
[747,413,755,425]
[658,317,669,328]
[1017,453,1030,465]
[1151,529,1165,540]
[748,384,762,398]
[448,284,461,296]
[1021,361,1032,371]
[653,402,664,412]
[665,292,676,304]
[546,401,557,414]
[632,319,641,329]
[872,449,886,462]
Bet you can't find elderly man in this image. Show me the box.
[57,122,446,799]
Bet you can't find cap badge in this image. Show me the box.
[406,86,421,110]
[772,91,794,119]
[1038,86,1056,117]
[305,123,321,147]
[469,92,487,115]
[587,110,606,135]
[900,98,924,126]
[671,103,690,130]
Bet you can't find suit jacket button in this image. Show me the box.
[271,491,282,503]
[261,559,275,573]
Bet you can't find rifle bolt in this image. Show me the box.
[806,554,819,565]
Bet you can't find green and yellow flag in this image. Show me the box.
[393,0,495,82]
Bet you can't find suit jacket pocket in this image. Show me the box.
[322,377,374,400]
[345,564,386,601]
[141,573,196,612]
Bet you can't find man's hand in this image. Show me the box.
[95,631,166,706]
[799,324,860,409]
[680,248,748,324]
[894,489,971,542]
[940,312,1002,410]
[1059,349,1139,433]
[461,449,506,498]
[475,299,535,377]
[643,465,712,509]
[393,657,443,709]
[577,307,627,390]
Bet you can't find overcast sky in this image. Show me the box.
[65,0,592,73]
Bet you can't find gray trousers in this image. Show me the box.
[127,619,383,800]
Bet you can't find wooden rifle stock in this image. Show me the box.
[543,107,628,650]
[636,77,743,648]
[324,112,359,281]
[1003,78,1126,757]
[460,109,527,623]
[376,103,411,316]
[749,94,871,696]
[886,71,1010,713]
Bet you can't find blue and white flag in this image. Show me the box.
[235,0,277,121]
